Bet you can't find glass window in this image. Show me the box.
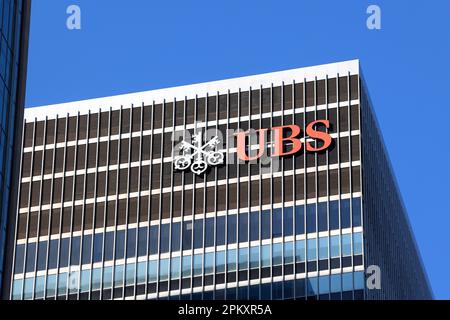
[238,213,248,243]
[193,254,203,276]
[283,207,293,237]
[114,265,124,288]
[341,199,351,229]
[306,204,316,233]
[23,277,33,299]
[307,277,318,296]
[319,275,330,295]
[295,206,305,235]
[353,232,363,255]
[171,222,181,252]
[70,237,80,266]
[137,262,146,284]
[149,225,159,254]
[68,271,80,294]
[14,244,25,274]
[138,227,148,257]
[261,245,270,267]
[115,231,125,260]
[284,242,294,264]
[307,238,317,261]
[59,238,70,268]
[93,233,103,263]
[160,224,170,253]
[352,198,362,227]
[329,201,339,230]
[250,246,259,269]
[295,278,305,298]
[181,256,191,278]
[227,215,237,244]
[342,272,353,291]
[261,210,270,239]
[126,229,137,258]
[318,202,328,232]
[342,234,352,256]
[250,212,259,241]
[272,243,282,266]
[171,257,181,279]
[319,237,329,260]
[216,251,225,273]
[205,218,214,247]
[37,241,48,271]
[216,216,225,246]
[227,249,237,272]
[330,235,340,258]
[295,240,306,262]
[272,208,282,238]
[159,259,169,281]
[25,242,36,273]
[193,220,204,249]
[125,263,136,285]
[238,248,248,270]
[35,276,45,298]
[182,221,192,250]
[57,273,68,296]
[104,232,114,261]
[330,274,341,293]
[81,235,93,265]
[354,271,365,290]
[46,274,57,297]
[103,266,113,289]
[148,260,158,282]
[204,252,214,275]
[91,268,102,290]
[81,270,90,292]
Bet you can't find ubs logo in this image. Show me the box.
[236,120,332,161]
[174,132,225,175]
[173,120,333,176]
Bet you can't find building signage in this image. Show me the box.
[236,120,332,161]
[174,132,225,175]
[174,120,332,175]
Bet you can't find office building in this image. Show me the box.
[8,60,432,300]
[0,0,31,297]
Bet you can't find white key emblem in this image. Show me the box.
[174,132,225,175]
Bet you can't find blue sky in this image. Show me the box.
[26,1,450,299]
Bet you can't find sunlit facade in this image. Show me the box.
[7,60,432,300]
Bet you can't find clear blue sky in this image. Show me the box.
[26,0,450,299]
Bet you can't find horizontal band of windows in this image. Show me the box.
[23,76,360,144]
[17,168,362,241]
[13,269,365,300]
[13,208,363,274]
[17,172,362,240]
[18,258,364,282]
[18,226,363,254]
[17,193,363,245]
[15,225,363,276]
[19,160,362,212]
[14,234,364,278]
[20,160,361,199]
[23,101,360,152]
[21,130,361,182]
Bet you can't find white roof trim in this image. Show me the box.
[25,59,359,121]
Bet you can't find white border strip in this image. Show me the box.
[25,60,360,121]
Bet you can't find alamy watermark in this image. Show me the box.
[66,5,81,30]
[366,5,381,30]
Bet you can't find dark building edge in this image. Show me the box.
[359,69,433,299]
[1,0,31,300]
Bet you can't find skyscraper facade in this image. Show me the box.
[7,60,432,300]
[0,0,31,297]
